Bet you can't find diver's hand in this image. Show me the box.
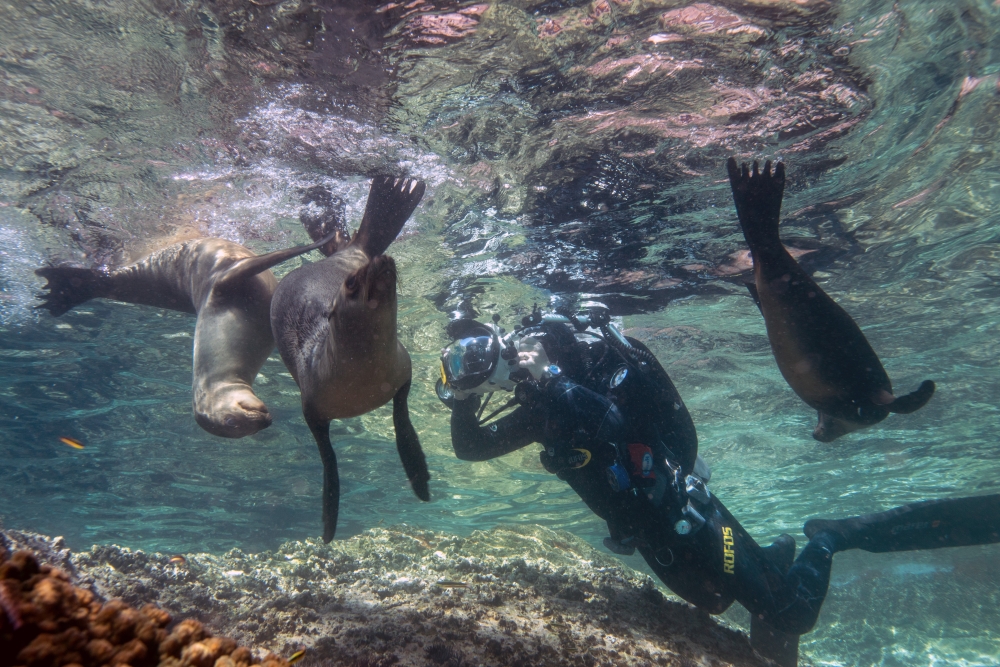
[436,378,474,407]
[451,388,474,401]
[517,336,551,380]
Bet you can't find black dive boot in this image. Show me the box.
[804,494,1000,553]
[752,534,800,667]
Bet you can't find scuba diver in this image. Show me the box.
[436,303,1000,666]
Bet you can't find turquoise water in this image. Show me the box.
[2,0,1000,665]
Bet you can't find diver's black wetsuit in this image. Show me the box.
[449,326,1000,636]
[450,328,839,634]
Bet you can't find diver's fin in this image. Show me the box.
[804,494,1000,553]
[751,616,799,667]
[306,414,340,543]
[727,157,785,249]
[215,230,342,291]
[887,380,935,414]
[34,266,113,317]
[393,380,431,502]
[745,282,763,313]
[352,176,426,258]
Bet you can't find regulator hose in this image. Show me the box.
[600,323,658,371]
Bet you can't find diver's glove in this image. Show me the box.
[435,378,476,408]
[603,536,636,556]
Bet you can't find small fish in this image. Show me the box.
[59,436,85,450]
[288,649,306,664]
[435,581,469,589]
[168,555,186,565]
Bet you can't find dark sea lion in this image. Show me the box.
[35,234,337,438]
[270,176,430,542]
[726,158,935,442]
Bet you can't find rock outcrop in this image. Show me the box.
[0,532,292,667]
[3,525,766,667]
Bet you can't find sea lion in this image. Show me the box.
[35,233,337,438]
[726,158,935,442]
[271,175,430,542]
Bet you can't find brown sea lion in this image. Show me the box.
[35,233,337,438]
[726,158,935,441]
[270,176,430,542]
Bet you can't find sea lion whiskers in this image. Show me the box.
[194,381,272,438]
[342,254,399,305]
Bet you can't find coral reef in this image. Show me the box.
[0,532,290,667]
[45,524,766,667]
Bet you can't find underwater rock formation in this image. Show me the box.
[0,531,291,667]
[3,525,766,667]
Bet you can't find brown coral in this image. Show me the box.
[0,546,285,667]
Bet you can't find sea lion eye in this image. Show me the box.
[345,274,359,294]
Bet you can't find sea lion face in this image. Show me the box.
[194,385,273,438]
[333,254,399,339]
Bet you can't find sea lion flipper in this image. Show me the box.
[392,380,431,501]
[34,266,112,317]
[352,176,426,258]
[744,282,763,312]
[727,156,785,248]
[306,415,340,543]
[215,230,343,290]
[887,380,935,414]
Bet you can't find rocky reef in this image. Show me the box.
[2,525,767,667]
[0,532,292,667]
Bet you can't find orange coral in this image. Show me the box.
[0,545,288,667]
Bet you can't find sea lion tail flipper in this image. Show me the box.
[744,282,763,313]
[215,230,344,290]
[352,176,426,257]
[392,380,431,502]
[306,415,340,543]
[887,380,935,414]
[33,266,112,317]
[726,157,785,247]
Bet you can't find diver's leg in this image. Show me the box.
[712,498,828,646]
[751,525,803,661]
[305,412,340,543]
[750,616,799,667]
[805,494,1000,553]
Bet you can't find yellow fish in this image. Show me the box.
[435,581,468,589]
[168,555,187,565]
[59,436,84,450]
[288,649,306,664]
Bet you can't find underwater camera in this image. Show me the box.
[436,302,614,402]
